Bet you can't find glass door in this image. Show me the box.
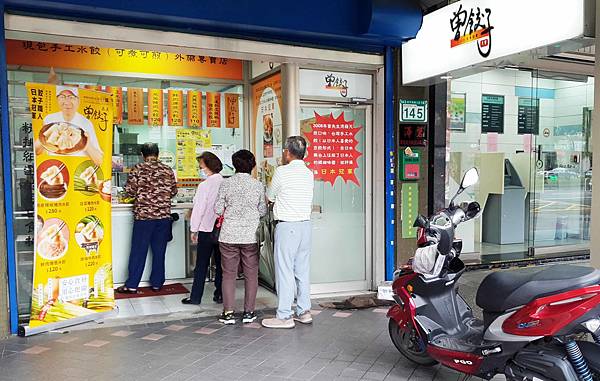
[529,70,594,256]
[299,103,371,291]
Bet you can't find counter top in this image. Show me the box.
[111,203,194,210]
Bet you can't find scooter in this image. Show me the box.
[388,168,600,381]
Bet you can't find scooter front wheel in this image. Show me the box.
[388,318,437,366]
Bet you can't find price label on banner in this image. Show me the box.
[400,100,428,123]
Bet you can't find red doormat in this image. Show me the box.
[114,283,190,300]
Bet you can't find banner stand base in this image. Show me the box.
[18,309,117,337]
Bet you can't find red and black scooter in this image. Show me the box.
[388,168,600,381]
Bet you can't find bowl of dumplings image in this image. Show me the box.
[38,162,68,200]
[37,220,69,261]
[39,121,87,154]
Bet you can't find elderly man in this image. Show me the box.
[116,143,178,294]
[262,136,314,329]
[35,86,104,166]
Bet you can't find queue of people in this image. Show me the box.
[118,137,315,328]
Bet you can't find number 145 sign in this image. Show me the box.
[400,99,428,123]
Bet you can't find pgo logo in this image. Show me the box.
[453,359,474,366]
[449,4,494,58]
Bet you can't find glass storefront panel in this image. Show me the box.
[447,69,593,261]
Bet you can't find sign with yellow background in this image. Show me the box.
[187,91,203,128]
[127,88,144,125]
[147,89,164,126]
[206,92,221,128]
[225,93,240,129]
[176,129,212,179]
[27,83,114,331]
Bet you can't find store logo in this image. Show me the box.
[450,4,494,58]
[324,73,349,97]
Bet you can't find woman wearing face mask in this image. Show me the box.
[182,152,224,305]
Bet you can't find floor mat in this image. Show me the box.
[115,283,189,300]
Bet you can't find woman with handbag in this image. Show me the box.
[182,152,224,305]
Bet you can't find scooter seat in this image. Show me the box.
[476,265,600,313]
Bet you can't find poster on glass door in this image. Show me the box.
[26,83,114,333]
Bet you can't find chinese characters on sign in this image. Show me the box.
[206,92,221,128]
[324,73,348,97]
[449,4,494,58]
[106,86,123,124]
[517,98,539,135]
[225,94,240,129]
[168,90,183,127]
[399,124,427,146]
[175,129,212,179]
[401,183,419,238]
[481,94,505,134]
[127,88,144,125]
[7,40,243,80]
[304,112,362,186]
[187,90,203,128]
[147,89,163,126]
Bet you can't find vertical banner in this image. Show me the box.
[175,129,212,179]
[168,90,184,126]
[304,112,362,186]
[187,90,203,128]
[27,83,114,333]
[401,183,419,238]
[127,88,144,125]
[225,93,240,129]
[206,92,221,128]
[147,89,164,126]
[106,86,123,124]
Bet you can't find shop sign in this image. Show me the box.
[168,90,184,127]
[299,69,372,100]
[304,112,362,186]
[225,94,240,129]
[26,83,114,333]
[147,89,164,126]
[399,125,427,147]
[402,0,587,84]
[399,100,428,123]
[481,94,504,134]
[206,92,221,128]
[7,40,243,81]
[401,183,419,238]
[187,91,203,128]
[105,86,123,124]
[127,88,144,125]
[175,129,212,180]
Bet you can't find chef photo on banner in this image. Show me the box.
[34,86,104,166]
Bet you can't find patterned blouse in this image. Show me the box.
[215,173,267,244]
[125,159,178,220]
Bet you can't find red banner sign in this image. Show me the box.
[305,112,362,186]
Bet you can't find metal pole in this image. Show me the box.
[281,63,300,139]
[591,1,600,269]
[384,46,395,280]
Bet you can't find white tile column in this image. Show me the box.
[281,63,300,139]
[591,3,600,269]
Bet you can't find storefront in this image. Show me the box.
[0,1,424,334]
[400,0,597,263]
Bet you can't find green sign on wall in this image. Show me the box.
[401,183,419,239]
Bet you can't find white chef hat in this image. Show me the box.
[56,85,79,98]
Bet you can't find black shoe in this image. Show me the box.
[151,286,162,293]
[219,311,236,325]
[213,295,223,304]
[181,298,199,305]
[242,311,257,324]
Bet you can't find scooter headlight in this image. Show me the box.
[582,318,600,335]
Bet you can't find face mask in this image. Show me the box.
[199,169,208,179]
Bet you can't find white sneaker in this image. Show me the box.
[261,317,295,329]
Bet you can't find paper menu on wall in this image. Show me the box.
[199,144,236,176]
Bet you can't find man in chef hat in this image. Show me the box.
[34,85,103,166]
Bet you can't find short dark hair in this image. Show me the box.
[232,149,256,174]
[140,143,159,158]
[198,151,223,173]
[285,136,307,159]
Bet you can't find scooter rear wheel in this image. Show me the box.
[388,318,437,366]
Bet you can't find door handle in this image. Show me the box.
[537,145,542,161]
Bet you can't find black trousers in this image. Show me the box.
[189,231,222,304]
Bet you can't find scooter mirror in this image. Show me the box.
[413,215,428,228]
[460,168,479,190]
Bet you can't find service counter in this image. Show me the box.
[111,203,194,284]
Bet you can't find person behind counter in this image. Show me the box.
[182,152,224,305]
[116,143,178,294]
[214,150,267,325]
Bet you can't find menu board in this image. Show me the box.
[175,129,212,179]
[518,98,539,135]
[481,94,504,134]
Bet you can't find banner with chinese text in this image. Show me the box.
[106,86,123,124]
[175,129,212,179]
[147,89,163,126]
[225,93,240,129]
[187,91,203,127]
[127,88,144,125]
[206,92,221,128]
[304,112,362,186]
[168,90,184,126]
[27,83,114,331]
